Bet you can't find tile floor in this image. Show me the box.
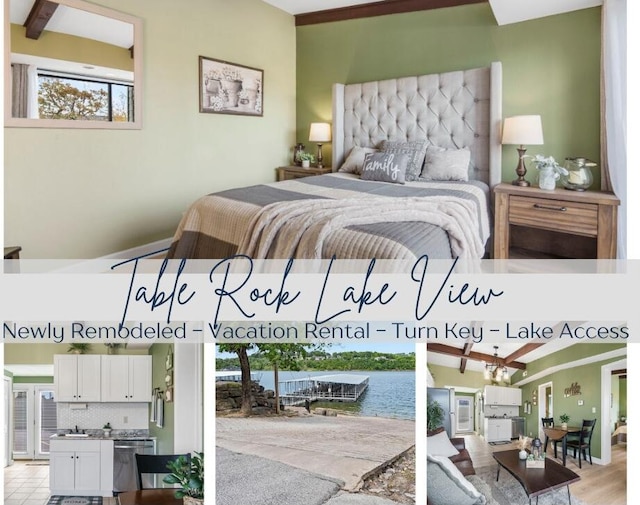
[4,461,118,505]
[4,461,50,505]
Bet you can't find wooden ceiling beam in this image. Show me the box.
[295,0,485,26]
[24,0,59,40]
[612,369,627,375]
[504,343,546,364]
[427,343,526,370]
[459,343,473,374]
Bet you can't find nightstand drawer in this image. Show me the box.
[509,195,598,236]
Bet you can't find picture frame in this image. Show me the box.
[165,387,173,403]
[199,56,263,116]
[165,348,173,371]
[165,370,173,387]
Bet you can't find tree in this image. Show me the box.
[217,344,255,416]
[217,342,322,416]
[38,78,108,120]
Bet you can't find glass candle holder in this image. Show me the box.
[561,157,594,191]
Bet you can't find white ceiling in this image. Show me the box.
[4,364,54,377]
[10,0,134,48]
[262,0,602,23]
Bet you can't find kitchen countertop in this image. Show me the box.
[51,433,157,440]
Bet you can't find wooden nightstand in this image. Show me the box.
[493,184,620,259]
[276,165,332,181]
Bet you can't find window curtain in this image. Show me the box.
[11,63,39,119]
[600,0,626,258]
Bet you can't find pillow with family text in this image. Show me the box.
[361,152,409,184]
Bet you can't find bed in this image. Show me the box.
[167,62,503,260]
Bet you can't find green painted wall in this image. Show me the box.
[149,343,174,454]
[12,376,54,384]
[4,343,149,364]
[515,344,626,459]
[5,0,296,259]
[619,377,626,418]
[296,4,601,185]
[11,23,133,71]
[429,363,486,389]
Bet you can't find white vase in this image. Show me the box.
[519,450,527,460]
[538,168,557,190]
[302,160,310,168]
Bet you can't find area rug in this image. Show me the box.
[46,497,102,505]
[469,465,588,505]
[488,441,511,446]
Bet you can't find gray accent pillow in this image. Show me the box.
[338,146,379,175]
[380,139,428,181]
[427,455,486,505]
[361,152,408,184]
[420,146,471,181]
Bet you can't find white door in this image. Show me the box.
[55,355,79,401]
[4,377,12,467]
[75,452,101,491]
[101,356,130,402]
[538,382,553,439]
[12,385,57,460]
[456,397,473,432]
[128,356,152,402]
[50,451,77,490]
[77,355,102,402]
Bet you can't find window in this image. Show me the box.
[38,72,133,122]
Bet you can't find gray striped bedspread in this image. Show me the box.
[166,173,491,260]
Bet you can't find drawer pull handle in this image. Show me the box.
[533,203,567,212]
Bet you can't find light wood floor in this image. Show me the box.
[457,433,626,505]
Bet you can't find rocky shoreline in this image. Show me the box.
[360,446,416,504]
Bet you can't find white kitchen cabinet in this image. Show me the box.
[484,418,511,443]
[101,355,152,402]
[50,439,113,497]
[54,355,101,402]
[484,385,522,406]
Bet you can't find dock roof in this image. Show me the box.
[281,374,369,385]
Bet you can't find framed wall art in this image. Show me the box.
[199,56,263,116]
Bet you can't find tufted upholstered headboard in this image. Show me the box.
[332,62,502,187]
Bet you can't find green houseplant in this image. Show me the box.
[559,413,570,429]
[298,152,315,168]
[67,343,91,354]
[427,400,445,431]
[163,452,204,505]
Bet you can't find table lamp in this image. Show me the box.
[309,122,331,169]
[502,115,544,187]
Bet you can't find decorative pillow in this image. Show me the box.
[420,146,471,181]
[338,146,379,175]
[379,139,428,181]
[361,152,408,184]
[427,429,460,458]
[427,455,486,505]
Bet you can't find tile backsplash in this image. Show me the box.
[57,402,149,430]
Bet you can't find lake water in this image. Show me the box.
[255,370,415,420]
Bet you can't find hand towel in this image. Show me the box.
[156,396,164,428]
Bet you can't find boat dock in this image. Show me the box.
[216,370,261,383]
[278,374,369,406]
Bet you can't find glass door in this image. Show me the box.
[12,385,57,460]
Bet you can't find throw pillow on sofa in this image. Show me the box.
[427,429,460,458]
[427,455,486,505]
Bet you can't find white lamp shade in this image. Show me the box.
[309,122,331,143]
[502,115,544,145]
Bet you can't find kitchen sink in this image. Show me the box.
[60,433,90,438]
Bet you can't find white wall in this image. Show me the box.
[4,0,296,258]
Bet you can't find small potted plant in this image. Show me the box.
[427,400,445,431]
[298,152,315,168]
[517,435,531,460]
[559,413,570,430]
[67,343,91,354]
[163,452,204,505]
[530,155,568,191]
[102,423,112,437]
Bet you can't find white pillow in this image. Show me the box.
[338,146,379,175]
[428,455,485,504]
[427,430,460,458]
[420,146,471,181]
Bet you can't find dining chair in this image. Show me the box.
[565,419,597,468]
[135,453,191,489]
[541,417,560,458]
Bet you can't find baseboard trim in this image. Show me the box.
[98,238,172,260]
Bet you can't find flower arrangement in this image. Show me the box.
[530,155,569,176]
[298,152,315,162]
[517,435,531,451]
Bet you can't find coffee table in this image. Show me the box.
[492,449,580,505]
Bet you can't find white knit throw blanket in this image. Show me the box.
[237,196,486,259]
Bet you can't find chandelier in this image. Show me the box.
[484,346,509,381]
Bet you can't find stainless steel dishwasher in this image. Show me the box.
[113,438,157,492]
[511,417,525,439]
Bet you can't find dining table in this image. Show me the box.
[543,425,582,466]
[118,489,182,505]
